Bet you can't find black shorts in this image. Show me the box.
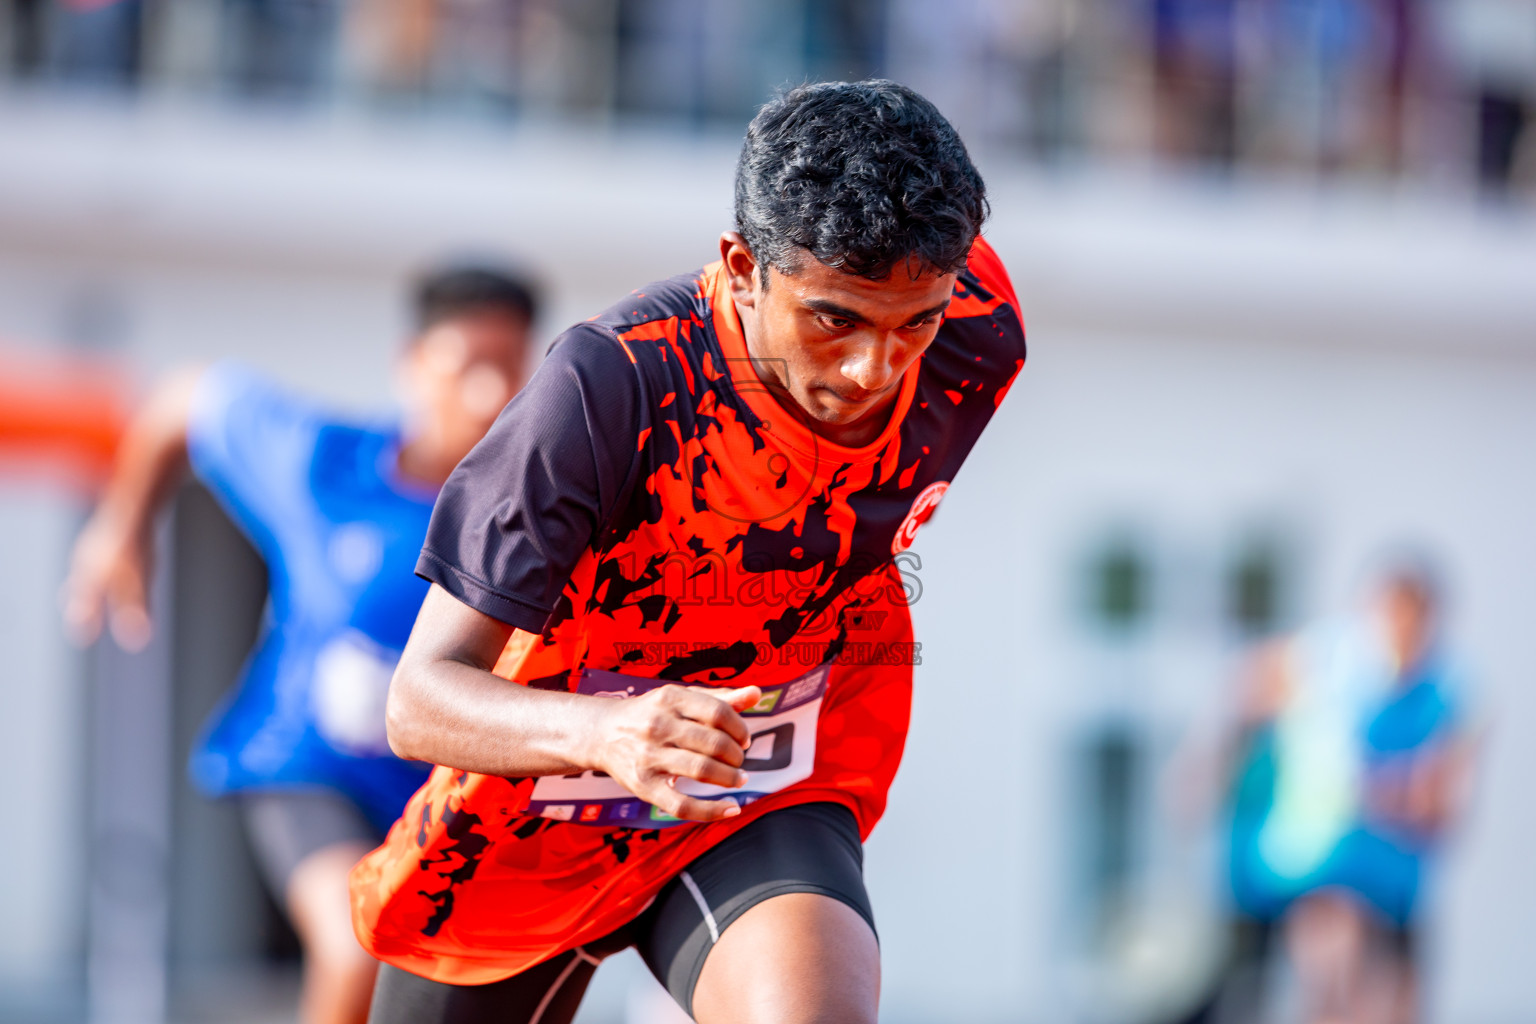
[367,801,874,1024]
[239,788,381,902]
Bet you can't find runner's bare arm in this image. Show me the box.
[63,367,205,651]
[387,584,761,822]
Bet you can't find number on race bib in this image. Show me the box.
[525,665,829,827]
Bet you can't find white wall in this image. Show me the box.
[881,329,1536,1023]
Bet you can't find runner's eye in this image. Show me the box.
[818,315,856,332]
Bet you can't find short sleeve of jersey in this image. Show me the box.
[416,325,644,634]
[968,234,1023,318]
[186,361,322,555]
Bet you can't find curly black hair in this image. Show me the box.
[735,80,988,285]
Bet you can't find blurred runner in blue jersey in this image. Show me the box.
[63,265,539,1024]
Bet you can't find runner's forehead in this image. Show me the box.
[777,258,957,321]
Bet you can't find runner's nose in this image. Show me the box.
[840,338,899,394]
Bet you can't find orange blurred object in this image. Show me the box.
[0,345,131,491]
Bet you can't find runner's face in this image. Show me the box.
[723,233,957,447]
[402,307,530,456]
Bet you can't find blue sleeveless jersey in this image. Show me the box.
[185,362,435,833]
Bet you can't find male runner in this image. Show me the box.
[63,266,538,1024]
[352,80,1027,1024]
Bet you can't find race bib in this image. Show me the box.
[525,663,829,828]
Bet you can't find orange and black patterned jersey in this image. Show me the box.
[350,237,1026,984]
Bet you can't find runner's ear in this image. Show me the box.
[719,233,760,309]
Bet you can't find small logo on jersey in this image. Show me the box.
[891,481,949,555]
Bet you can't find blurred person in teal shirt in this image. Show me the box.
[1225,559,1478,1024]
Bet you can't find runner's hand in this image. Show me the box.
[589,684,761,823]
[62,510,155,651]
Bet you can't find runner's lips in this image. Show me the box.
[819,385,884,408]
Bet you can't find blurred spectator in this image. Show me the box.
[3,1,1532,203]
[1438,0,1536,195]
[1366,0,1426,176]
[54,0,143,87]
[428,0,525,108]
[1008,0,1083,157]
[613,0,710,120]
[1148,0,1242,167]
[342,0,438,99]
[804,0,885,84]
[2,0,146,87]
[4,0,48,78]
[1256,0,1379,173]
[1194,558,1479,1024]
[222,0,339,99]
